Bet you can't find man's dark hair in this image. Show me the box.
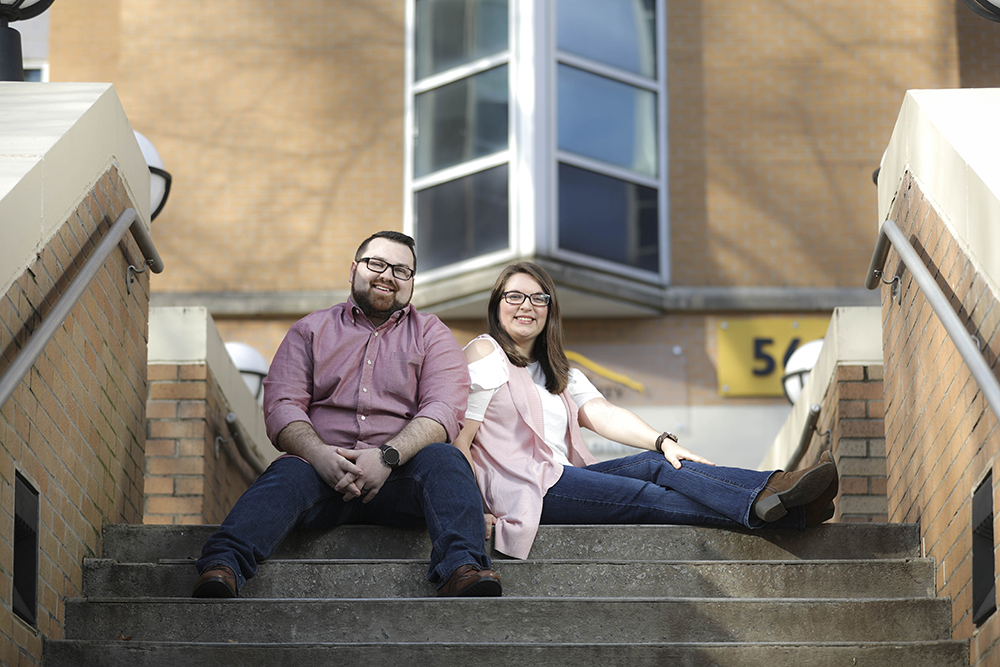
[355,231,417,267]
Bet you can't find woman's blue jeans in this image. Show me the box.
[541,451,804,531]
[197,442,491,592]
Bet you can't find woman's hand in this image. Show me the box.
[579,399,716,468]
[660,440,715,469]
[484,513,497,539]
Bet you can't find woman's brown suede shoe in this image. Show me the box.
[804,451,840,526]
[753,455,837,523]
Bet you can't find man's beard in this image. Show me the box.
[352,279,408,321]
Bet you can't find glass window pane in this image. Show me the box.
[415,0,509,80]
[558,65,657,177]
[558,163,658,272]
[415,65,508,178]
[416,164,509,271]
[557,0,656,78]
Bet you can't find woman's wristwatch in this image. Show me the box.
[654,431,679,453]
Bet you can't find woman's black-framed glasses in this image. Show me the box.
[359,257,415,281]
[502,291,551,307]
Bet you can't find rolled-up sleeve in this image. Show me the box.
[262,322,315,448]
[413,318,470,443]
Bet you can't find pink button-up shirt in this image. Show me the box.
[262,299,469,451]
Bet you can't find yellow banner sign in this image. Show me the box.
[717,316,830,397]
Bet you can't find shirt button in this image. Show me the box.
[360,415,366,421]
[367,360,372,365]
[362,388,368,393]
[374,332,379,337]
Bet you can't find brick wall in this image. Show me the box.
[881,172,1000,666]
[790,364,888,524]
[145,362,255,526]
[0,168,149,666]
[49,0,964,294]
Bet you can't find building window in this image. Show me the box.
[406,0,667,283]
[973,472,996,626]
[552,0,665,280]
[13,471,39,627]
[409,0,511,273]
[22,61,48,82]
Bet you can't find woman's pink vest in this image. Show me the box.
[471,354,598,559]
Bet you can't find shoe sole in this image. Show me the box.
[192,578,237,599]
[456,578,502,597]
[755,462,836,522]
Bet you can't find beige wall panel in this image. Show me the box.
[54,1,406,294]
[48,0,121,84]
[667,0,962,288]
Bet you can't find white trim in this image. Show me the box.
[657,0,670,281]
[551,246,665,286]
[412,52,511,94]
[402,0,416,239]
[512,0,539,258]
[413,246,519,285]
[543,0,558,258]
[556,51,658,91]
[557,150,661,188]
[411,150,510,191]
[21,59,49,82]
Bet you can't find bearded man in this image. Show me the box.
[192,231,501,599]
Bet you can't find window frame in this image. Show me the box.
[22,59,49,82]
[403,0,669,286]
[404,0,521,283]
[545,0,669,285]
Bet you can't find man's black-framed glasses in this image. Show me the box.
[359,257,415,281]
[502,291,551,307]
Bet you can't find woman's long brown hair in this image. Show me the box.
[487,262,570,395]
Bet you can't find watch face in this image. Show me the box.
[381,445,400,466]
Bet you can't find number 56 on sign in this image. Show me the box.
[716,317,830,397]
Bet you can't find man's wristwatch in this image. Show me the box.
[379,444,400,468]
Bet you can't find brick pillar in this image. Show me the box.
[145,361,257,525]
[144,363,209,524]
[831,365,888,523]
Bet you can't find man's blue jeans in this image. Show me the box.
[197,442,491,592]
[541,452,804,531]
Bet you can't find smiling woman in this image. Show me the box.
[451,261,840,560]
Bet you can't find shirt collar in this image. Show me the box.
[347,297,412,329]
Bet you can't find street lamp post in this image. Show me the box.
[0,0,54,81]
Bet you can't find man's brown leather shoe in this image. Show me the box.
[754,455,837,522]
[437,564,502,597]
[192,565,237,598]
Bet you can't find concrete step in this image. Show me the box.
[84,557,937,599]
[101,522,920,563]
[64,597,952,644]
[42,639,970,667]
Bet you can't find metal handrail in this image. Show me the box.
[223,412,266,476]
[0,208,163,411]
[866,218,1000,425]
[789,404,822,470]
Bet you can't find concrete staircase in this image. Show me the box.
[45,522,968,666]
